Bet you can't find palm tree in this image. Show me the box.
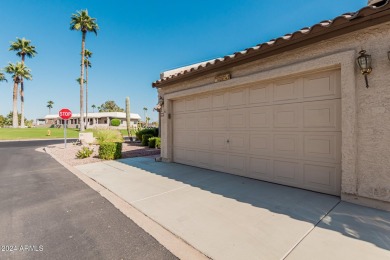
[70,9,99,131]
[4,62,32,128]
[146,116,151,127]
[9,38,37,128]
[143,107,148,123]
[47,100,54,114]
[92,104,96,112]
[84,49,92,127]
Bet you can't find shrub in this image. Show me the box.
[142,134,153,146]
[99,142,122,160]
[95,130,123,144]
[148,137,156,148]
[135,128,158,141]
[155,137,161,149]
[76,146,94,159]
[148,137,161,148]
[111,118,121,126]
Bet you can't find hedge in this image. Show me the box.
[135,128,158,141]
[98,142,122,160]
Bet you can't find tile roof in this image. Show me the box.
[153,1,390,87]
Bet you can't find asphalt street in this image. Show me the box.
[0,140,177,260]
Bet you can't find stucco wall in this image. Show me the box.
[157,22,390,208]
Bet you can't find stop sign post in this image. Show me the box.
[59,108,72,148]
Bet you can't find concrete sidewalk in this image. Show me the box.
[76,157,390,260]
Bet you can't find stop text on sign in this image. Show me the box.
[59,108,72,120]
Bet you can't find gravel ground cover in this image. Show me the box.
[45,141,160,166]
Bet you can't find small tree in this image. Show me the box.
[47,100,54,114]
[92,104,96,112]
[98,100,124,112]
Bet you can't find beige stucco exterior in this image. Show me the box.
[156,22,390,211]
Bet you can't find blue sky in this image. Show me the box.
[0,0,367,122]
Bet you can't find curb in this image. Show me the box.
[44,146,209,260]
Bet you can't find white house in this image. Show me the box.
[39,112,141,129]
[153,1,390,211]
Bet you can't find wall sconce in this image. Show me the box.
[356,50,372,88]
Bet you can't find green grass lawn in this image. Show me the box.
[0,127,80,140]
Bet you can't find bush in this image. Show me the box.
[111,118,121,126]
[148,137,156,148]
[142,134,153,146]
[76,146,94,159]
[155,137,161,149]
[148,137,161,148]
[95,130,123,144]
[98,142,122,160]
[135,128,158,141]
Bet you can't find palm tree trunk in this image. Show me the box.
[20,55,25,128]
[85,65,88,129]
[12,79,18,128]
[20,83,25,127]
[79,32,86,131]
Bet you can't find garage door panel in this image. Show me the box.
[197,132,211,150]
[229,109,247,129]
[303,133,341,163]
[249,106,272,129]
[198,112,212,130]
[197,151,212,167]
[273,78,302,102]
[273,134,302,159]
[212,92,228,109]
[212,153,229,172]
[303,162,340,195]
[228,155,247,176]
[274,160,303,186]
[174,131,197,147]
[229,133,248,153]
[212,111,228,129]
[249,85,270,104]
[249,134,272,155]
[229,88,248,107]
[212,133,228,151]
[185,114,198,130]
[303,100,341,130]
[173,114,186,130]
[197,94,211,111]
[273,103,302,129]
[303,70,341,100]
[248,157,273,180]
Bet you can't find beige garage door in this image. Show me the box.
[173,70,341,195]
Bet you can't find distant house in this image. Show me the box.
[38,112,141,129]
[153,1,390,211]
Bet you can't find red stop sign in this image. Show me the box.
[59,108,72,120]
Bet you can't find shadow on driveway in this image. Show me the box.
[118,157,390,252]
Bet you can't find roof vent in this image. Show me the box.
[368,0,387,7]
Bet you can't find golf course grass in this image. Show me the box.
[0,128,80,140]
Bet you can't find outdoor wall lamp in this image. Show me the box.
[356,50,372,88]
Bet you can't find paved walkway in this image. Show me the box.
[76,157,390,260]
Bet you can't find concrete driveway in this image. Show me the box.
[76,157,390,260]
